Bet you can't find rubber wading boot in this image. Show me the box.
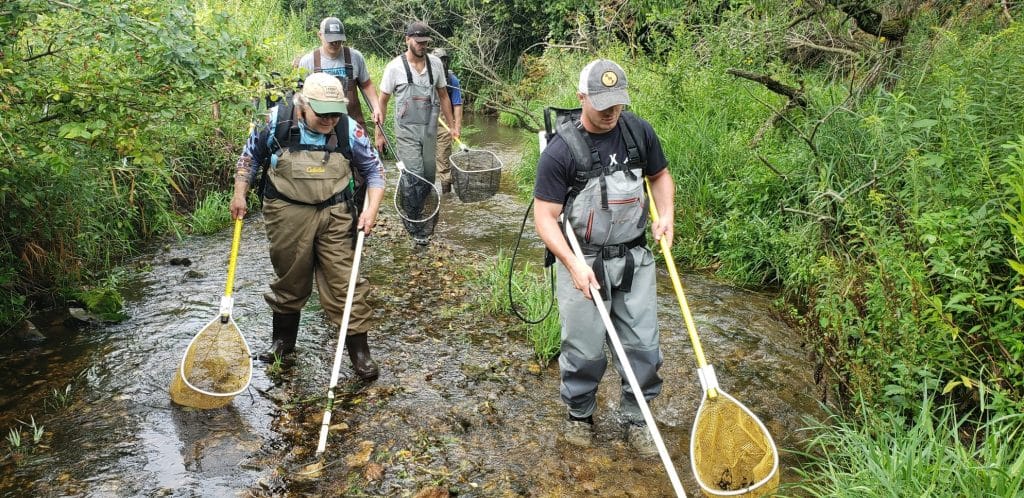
[258,312,299,362]
[345,333,379,380]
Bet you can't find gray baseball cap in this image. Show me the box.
[320,17,346,43]
[577,59,630,111]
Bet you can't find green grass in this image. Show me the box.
[789,392,1024,497]
[471,249,560,362]
[189,190,233,235]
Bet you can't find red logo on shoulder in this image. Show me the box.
[355,126,365,138]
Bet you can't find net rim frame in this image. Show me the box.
[689,387,780,496]
[392,162,442,223]
[449,148,503,174]
[178,313,253,398]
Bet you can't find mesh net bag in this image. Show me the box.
[169,317,252,409]
[691,392,779,497]
[450,149,502,202]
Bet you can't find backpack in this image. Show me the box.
[542,107,648,202]
[258,95,366,215]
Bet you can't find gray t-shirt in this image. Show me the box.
[296,47,371,84]
[380,54,446,95]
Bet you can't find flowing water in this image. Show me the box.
[0,115,824,497]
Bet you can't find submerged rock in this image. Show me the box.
[13,319,46,344]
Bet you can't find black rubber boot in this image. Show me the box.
[345,333,379,381]
[258,312,299,362]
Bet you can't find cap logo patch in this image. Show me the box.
[322,86,342,99]
[601,71,618,87]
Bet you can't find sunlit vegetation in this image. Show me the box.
[789,391,1024,497]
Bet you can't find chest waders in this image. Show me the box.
[260,100,364,227]
[395,54,440,240]
[549,107,650,302]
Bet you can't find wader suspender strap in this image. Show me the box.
[264,104,355,211]
[311,48,354,87]
[314,48,364,125]
[558,114,649,300]
[400,54,434,88]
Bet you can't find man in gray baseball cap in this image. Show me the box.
[577,58,632,111]
[320,17,346,42]
[532,58,674,458]
[295,17,382,128]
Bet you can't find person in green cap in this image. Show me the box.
[230,72,386,381]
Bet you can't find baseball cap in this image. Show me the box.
[577,59,630,111]
[302,73,348,115]
[320,17,346,43]
[405,21,432,43]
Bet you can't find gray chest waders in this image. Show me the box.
[560,116,649,302]
[394,54,440,240]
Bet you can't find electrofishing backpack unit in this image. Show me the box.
[508,106,650,321]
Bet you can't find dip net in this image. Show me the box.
[170,316,252,409]
[450,149,502,202]
[690,390,779,497]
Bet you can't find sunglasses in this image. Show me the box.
[313,110,343,119]
[327,41,342,47]
[308,105,343,119]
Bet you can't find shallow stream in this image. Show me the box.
[0,115,823,497]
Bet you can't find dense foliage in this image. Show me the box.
[0,0,305,322]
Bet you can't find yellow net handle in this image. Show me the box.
[645,178,717,399]
[437,117,469,152]
[219,218,243,321]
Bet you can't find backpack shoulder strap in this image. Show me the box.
[618,111,647,168]
[313,48,322,73]
[273,97,298,152]
[332,116,352,159]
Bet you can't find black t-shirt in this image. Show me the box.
[533,116,668,204]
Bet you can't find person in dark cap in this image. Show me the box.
[295,17,382,129]
[377,21,459,251]
[532,59,674,457]
[431,48,463,195]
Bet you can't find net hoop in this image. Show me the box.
[449,148,502,202]
[177,314,253,399]
[689,388,780,497]
[392,163,441,223]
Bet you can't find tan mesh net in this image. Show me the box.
[169,317,251,409]
[450,149,502,202]
[691,392,779,497]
